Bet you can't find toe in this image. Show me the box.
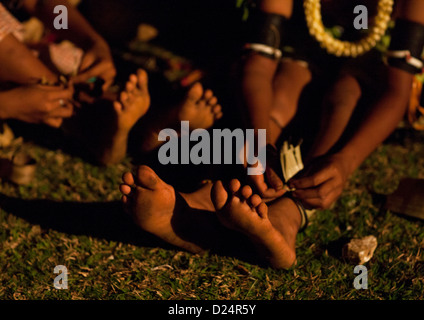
[120,91,133,110]
[129,74,138,85]
[203,89,213,101]
[212,103,221,112]
[257,202,269,219]
[121,195,133,216]
[228,179,241,194]
[249,194,262,208]
[213,104,223,119]
[240,185,253,200]
[135,165,159,190]
[113,101,123,114]
[186,82,203,102]
[122,172,135,186]
[137,69,148,91]
[211,180,229,210]
[207,96,218,106]
[120,91,129,104]
[212,104,222,113]
[126,80,135,93]
[120,183,132,195]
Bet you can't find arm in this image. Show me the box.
[340,0,424,173]
[290,0,424,209]
[338,68,412,175]
[0,84,74,128]
[22,0,116,90]
[23,0,103,49]
[290,68,412,209]
[0,32,58,84]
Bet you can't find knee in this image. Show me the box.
[326,76,362,110]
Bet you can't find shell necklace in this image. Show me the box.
[304,0,394,57]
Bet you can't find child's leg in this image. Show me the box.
[268,59,312,144]
[306,74,362,161]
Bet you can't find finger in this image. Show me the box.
[299,189,340,210]
[47,89,74,101]
[292,178,337,200]
[48,104,74,118]
[78,52,97,73]
[289,166,334,189]
[265,167,284,191]
[75,61,115,83]
[249,174,286,199]
[249,174,269,195]
[100,69,117,90]
[43,117,63,128]
[102,78,114,92]
[73,64,106,83]
[261,188,286,200]
[36,84,66,91]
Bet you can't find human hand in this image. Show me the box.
[73,40,116,92]
[2,84,74,128]
[288,154,351,209]
[249,170,287,201]
[248,144,286,201]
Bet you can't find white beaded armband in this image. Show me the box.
[244,43,283,60]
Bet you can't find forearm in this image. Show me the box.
[338,69,413,174]
[23,0,105,49]
[0,33,57,84]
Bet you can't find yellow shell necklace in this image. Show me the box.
[303,0,394,57]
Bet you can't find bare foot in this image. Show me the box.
[113,69,150,132]
[177,82,223,129]
[119,165,207,253]
[137,83,223,153]
[64,69,151,165]
[96,69,150,164]
[211,179,296,269]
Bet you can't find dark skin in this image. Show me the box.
[290,67,413,209]
[0,33,74,128]
[0,0,145,166]
[289,0,423,209]
[118,0,424,269]
[242,0,423,210]
[240,0,294,200]
[22,0,116,90]
[0,0,116,127]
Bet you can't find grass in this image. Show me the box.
[0,125,424,300]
